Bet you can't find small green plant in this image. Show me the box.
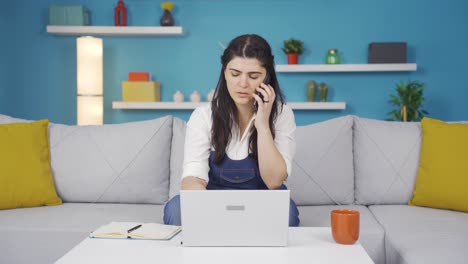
[387,80,428,122]
[282,38,304,54]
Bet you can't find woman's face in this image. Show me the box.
[224,56,267,108]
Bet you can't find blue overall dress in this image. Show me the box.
[163,151,300,226]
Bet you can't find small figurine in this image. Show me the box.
[207,89,215,102]
[114,0,127,26]
[190,91,201,102]
[173,90,184,102]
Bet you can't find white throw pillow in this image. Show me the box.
[353,116,421,205]
[288,115,354,205]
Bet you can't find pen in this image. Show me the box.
[127,224,142,233]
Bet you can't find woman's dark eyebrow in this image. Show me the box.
[228,68,262,74]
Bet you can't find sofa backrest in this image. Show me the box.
[1,112,430,207]
[0,114,173,205]
[169,117,186,199]
[287,115,355,205]
[353,116,421,205]
[169,115,355,206]
[49,117,173,204]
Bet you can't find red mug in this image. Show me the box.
[331,209,360,245]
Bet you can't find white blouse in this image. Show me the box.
[182,103,296,183]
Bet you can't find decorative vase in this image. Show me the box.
[306,80,317,102]
[173,90,184,102]
[207,89,215,102]
[114,0,127,26]
[160,10,174,26]
[287,53,299,64]
[319,82,328,102]
[325,48,340,64]
[190,91,201,102]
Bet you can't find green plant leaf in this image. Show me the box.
[282,38,304,54]
[386,80,428,121]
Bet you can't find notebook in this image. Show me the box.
[180,189,290,246]
[90,222,181,240]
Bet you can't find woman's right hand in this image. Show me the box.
[181,176,207,190]
[253,83,275,133]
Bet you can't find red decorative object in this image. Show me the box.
[114,0,127,26]
[287,53,299,64]
[128,72,150,81]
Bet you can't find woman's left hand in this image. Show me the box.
[252,83,275,132]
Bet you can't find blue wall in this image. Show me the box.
[0,4,11,113]
[3,0,468,125]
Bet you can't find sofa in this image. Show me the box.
[0,113,467,264]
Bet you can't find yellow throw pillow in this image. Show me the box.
[0,120,62,209]
[409,117,468,212]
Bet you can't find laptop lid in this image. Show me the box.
[180,190,290,247]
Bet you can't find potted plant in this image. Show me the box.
[282,38,304,64]
[387,80,428,122]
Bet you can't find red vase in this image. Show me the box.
[114,0,127,26]
[287,53,299,64]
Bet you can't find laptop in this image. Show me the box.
[180,189,290,247]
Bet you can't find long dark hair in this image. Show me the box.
[211,34,285,164]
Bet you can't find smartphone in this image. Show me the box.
[253,73,271,111]
[262,72,271,86]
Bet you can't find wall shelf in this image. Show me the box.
[275,63,417,72]
[112,101,346,110]
[288,102,346,110]
[46,25,184,36]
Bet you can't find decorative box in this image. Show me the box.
[49,5,90,26]
[122,81,161,102]
[368,42,407,63]
[128,72,150,81]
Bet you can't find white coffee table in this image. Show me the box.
[55,227,374,264]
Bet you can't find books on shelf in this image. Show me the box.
[90,222,181,240]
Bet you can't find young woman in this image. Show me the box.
[164,34,299,226]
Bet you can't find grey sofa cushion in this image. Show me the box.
[0,114,173,204]
[169,117,186,199]
[49,117,172,204]
[298,205,385,264]
[369,205,468,264]
[170,115,355,205]
[0,114,29,123]
[0,203,165,232]
[0,203,165,264]
[353,116,421,205]
[287,115,354,205]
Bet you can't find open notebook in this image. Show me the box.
[90,222,181,240]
